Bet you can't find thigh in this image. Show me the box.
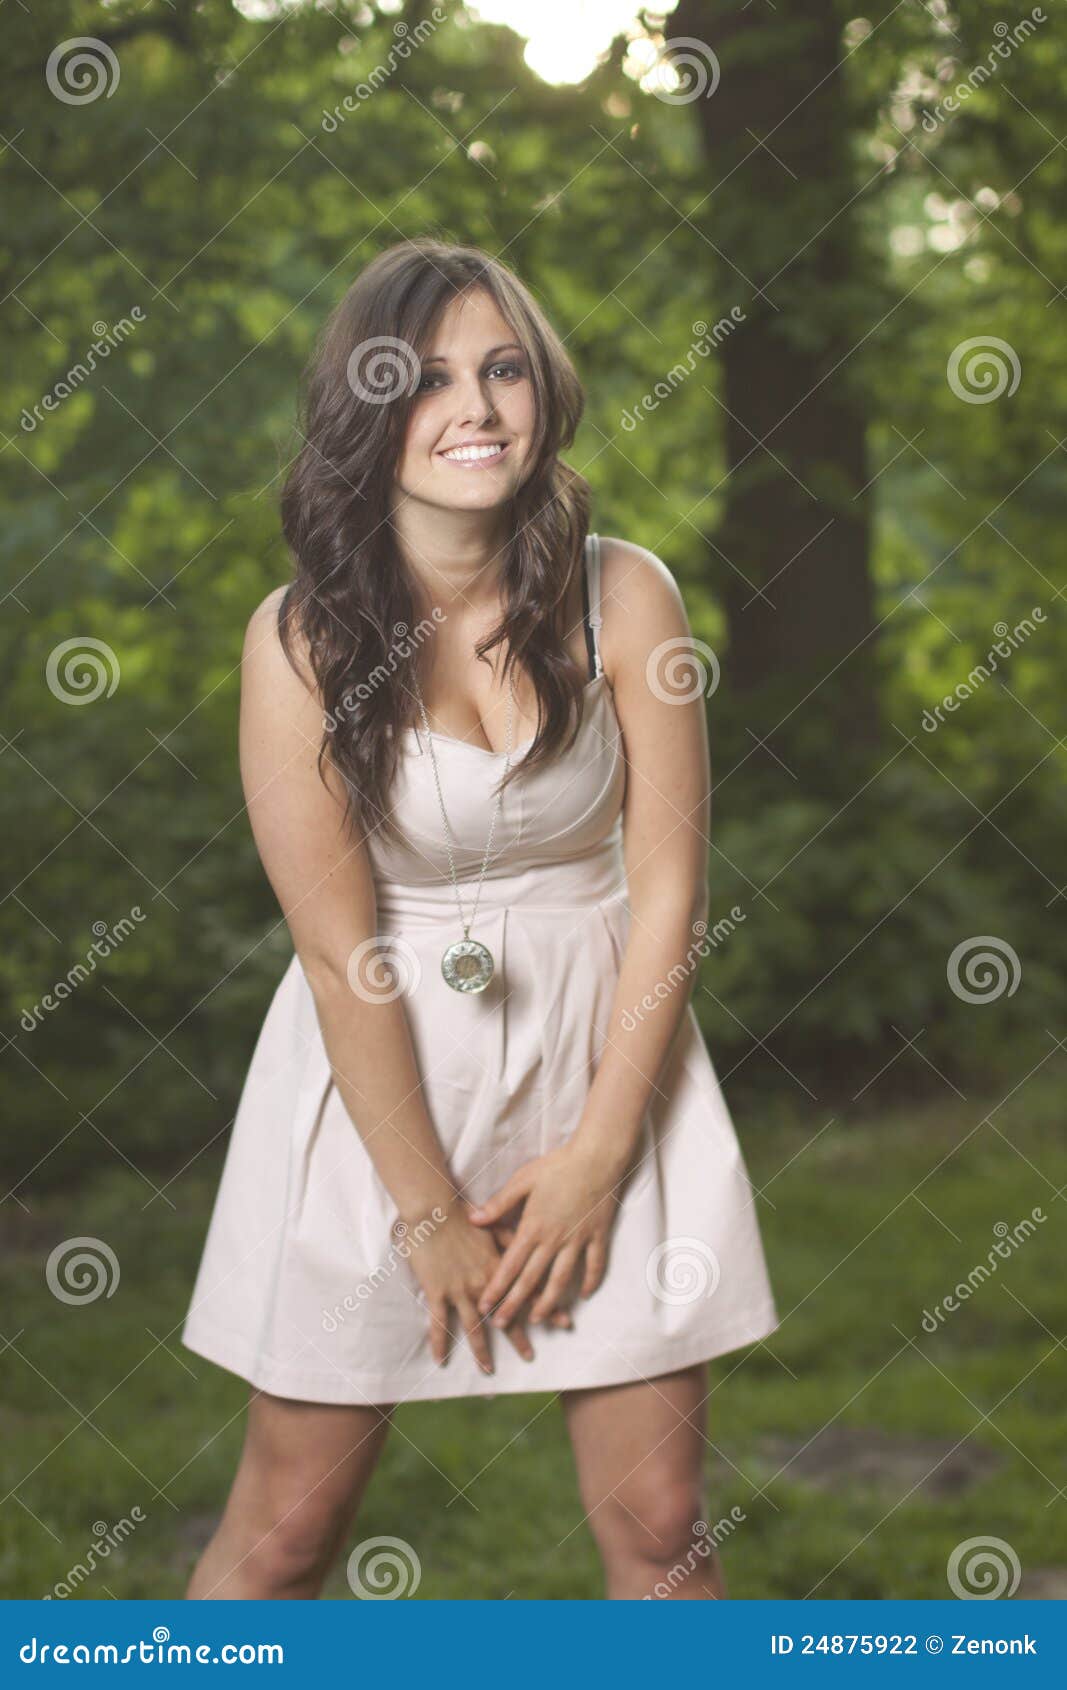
[560,1364,711,1551]
[224,1388,395,1548]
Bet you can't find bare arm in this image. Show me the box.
[239,588,460,1228]
[570,538,711,1183]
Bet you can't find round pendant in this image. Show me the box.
[442,938,494,994]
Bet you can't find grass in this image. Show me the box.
[2,1065,1064,1600]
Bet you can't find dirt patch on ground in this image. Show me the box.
[1015,1566,1067,1599]
[740,1426,1003,1499]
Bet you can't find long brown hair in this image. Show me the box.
[278,238,591,846]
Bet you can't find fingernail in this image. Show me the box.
[493,1315,507,1328]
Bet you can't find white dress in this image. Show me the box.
[181,535,780,1404]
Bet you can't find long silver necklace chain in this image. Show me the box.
[410,665,515,994]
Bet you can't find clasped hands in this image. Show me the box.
[407,1139,621,1372]
[468,1140,620,1329]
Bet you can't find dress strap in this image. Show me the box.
[582,532,604,681]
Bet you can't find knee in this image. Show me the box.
[240,1490,346,1591]
[592,1475,706,1571]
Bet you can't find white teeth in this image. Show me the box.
[441,442,505,462]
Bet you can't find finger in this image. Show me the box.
[467,1165,536,1225]
[550,1309,573,1328]
[503,1315,535,1362]
[457,1294,494,1374]
[428,1299,451,1366]
[581,1236,608,1297]
[529,1247,581,1324]
[490,1247,554,1327]
[477,1232,537,1315]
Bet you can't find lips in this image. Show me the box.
[438,440,510,467]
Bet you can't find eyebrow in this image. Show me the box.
[420,342,525,366]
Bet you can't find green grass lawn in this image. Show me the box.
[3,1068,1064,1600]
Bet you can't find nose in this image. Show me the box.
[453,368,499,429]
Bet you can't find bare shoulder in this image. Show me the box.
[241,582,318,703]
[596,535,690,686]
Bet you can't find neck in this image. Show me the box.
[391,500,512,617]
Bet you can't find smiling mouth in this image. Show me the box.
[438,441,510,467]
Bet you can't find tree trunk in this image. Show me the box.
[671,0,882,792]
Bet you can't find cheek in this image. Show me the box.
[397,413,438,475]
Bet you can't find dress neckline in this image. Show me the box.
[405,671,612,759]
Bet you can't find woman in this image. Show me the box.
[181,238,779,1601]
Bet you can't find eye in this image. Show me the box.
[415,361,526,393]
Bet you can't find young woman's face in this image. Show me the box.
[394,287,535,512]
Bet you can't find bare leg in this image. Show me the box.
[561,1362,726,1600]
[186,1389,394,1599]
